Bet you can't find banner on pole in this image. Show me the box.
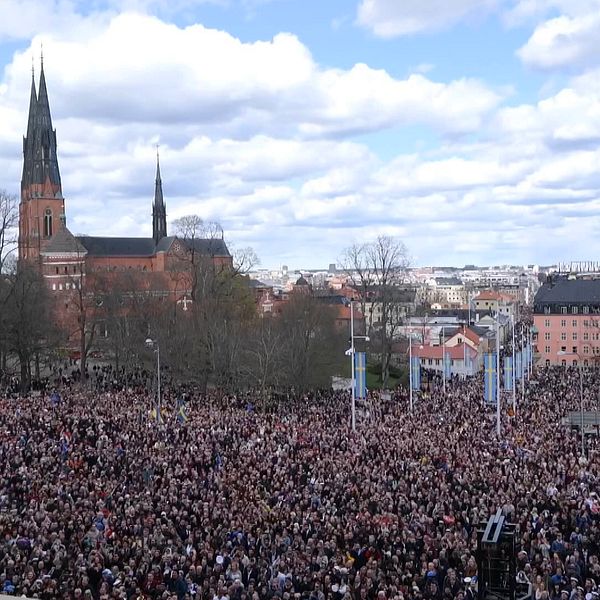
[515,351,522,381]
[484,352,497,404]
[354,352,367,400]
[443,351,452,380]
[410,355,421,391]
[504,356,513,391]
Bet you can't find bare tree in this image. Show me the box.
[2,265,55,392]
[0,190,18,273]
[243,316,283,399]
[340,236,410,387]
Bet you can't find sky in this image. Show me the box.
[1,0,600,269]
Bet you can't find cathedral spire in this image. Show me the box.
[21,60,38,189]
[152,147,167,244]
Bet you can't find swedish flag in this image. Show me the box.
[484,352,497,404]
[354,352,367,399]
[504,356,513,391]
[410,355,421,390]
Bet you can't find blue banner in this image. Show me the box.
[504,356,513,391]
[515,351,522,381]
[410,355,421,391]
[354,352,367,399]
[444,351,452,380]
[484,352,497,404]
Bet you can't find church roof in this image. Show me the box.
[295,275,309,286]
[75,235,232,258]
[185,238,231,257]
[77,236,156,257]
[42,227,87,255]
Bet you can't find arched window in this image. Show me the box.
[43,208,53,238]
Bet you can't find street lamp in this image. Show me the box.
[558,350,585,457]
[145,338,161,422]
[349,300,370,432]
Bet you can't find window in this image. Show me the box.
[573,333,578,340]
[572,306,578,315]
[52,283,56,291]
[583,306,589,314]
[561,346,566,352]
[544,306,551,314]
[544,332,551,341]
[561,333,567,341]
[55,267,59,275]
[584,332,589,341]
[43,208,52,238]
[584,346,590,354]
[584,320,589,328]
[545,319,550,327]
[561,306,567,314]
[573,360,578,367]
[545,346,550,353]
[561,359,566,366]
[64,266,68,274]
[546,359,550,366]
[561,320,567,327]
[572,319,578,327]
[572,346,578,354]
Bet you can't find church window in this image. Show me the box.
[43,208,53,238]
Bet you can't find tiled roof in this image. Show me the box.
[186,238,231,257]
[77,236,156,257]
[534,277,600,306]
[42,227,87,255]
[414,343,477,360]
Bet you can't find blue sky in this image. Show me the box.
[1,0,600,268]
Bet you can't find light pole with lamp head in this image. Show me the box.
[348,300,370,432]
[145,338,161,422]
[558,350,585,458]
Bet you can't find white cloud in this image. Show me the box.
[356,0,499,37]
[517,12,600,70]
[2,4,600,266]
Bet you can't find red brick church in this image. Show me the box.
[18,61,232,325]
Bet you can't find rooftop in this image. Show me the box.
[534,276,600,306]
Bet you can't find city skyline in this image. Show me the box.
[1,0,600,269]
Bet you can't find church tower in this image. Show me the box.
[19,58,66,262]
[152,150,167,244]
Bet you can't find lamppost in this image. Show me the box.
[145,338,161,422]
[348,300,370,433]
[558,350,585,457]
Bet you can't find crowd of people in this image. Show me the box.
[0,366,599,600]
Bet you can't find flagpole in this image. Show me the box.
[409,333,413,412]
[496,313,501,437]
[350,300,356,433]
[512,315,516,414]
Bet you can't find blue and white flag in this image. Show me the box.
[504,356,513,391]
[410,355,421,391]
[515,351,523,381]
[443,351,452,380]
[354,352,367,399]
[484,352,497,404]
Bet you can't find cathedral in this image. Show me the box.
[18,60,232,310]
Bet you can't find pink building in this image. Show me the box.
[533,276,600,366]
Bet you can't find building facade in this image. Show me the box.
[533,276,600,366]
